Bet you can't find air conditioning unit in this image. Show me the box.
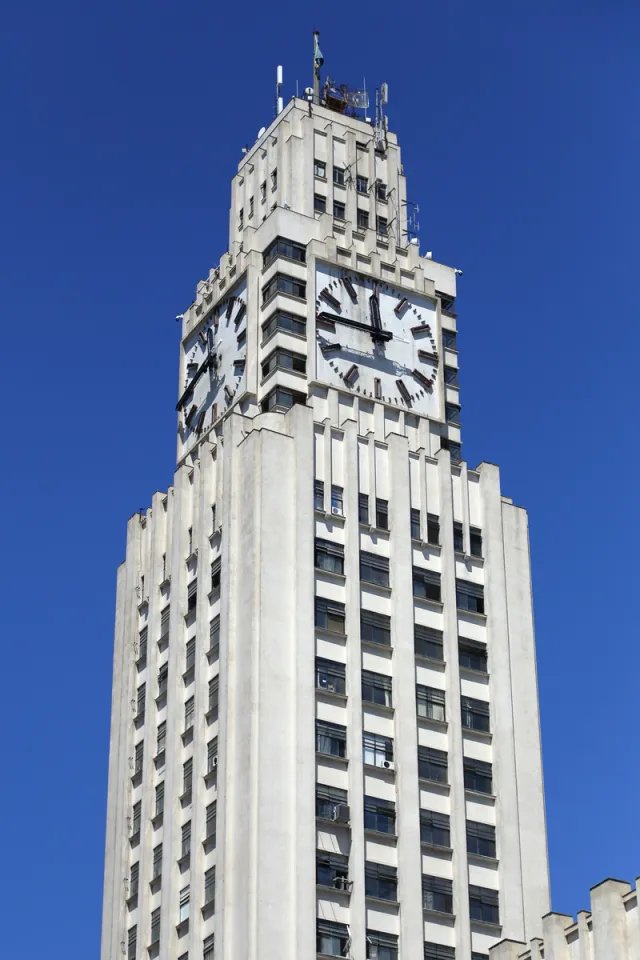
[211,756,218,769]
[332,803,350,823]
[382,760,394,770]
[331,506,342,516]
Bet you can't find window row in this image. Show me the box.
[128,869,215,953]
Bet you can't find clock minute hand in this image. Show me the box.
[317,310,392,342]
[176,353,213,411]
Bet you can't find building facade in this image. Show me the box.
[490,877,640,960]
[101,90,550,960]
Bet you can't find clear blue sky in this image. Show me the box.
[0,1,637,955]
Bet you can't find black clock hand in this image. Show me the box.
[317,311,392,342]
[176,353,214,411]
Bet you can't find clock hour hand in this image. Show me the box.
[176,353,214,411]
[317,310,392,342]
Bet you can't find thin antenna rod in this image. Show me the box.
[275,65,283,116]
[313,30,323,104]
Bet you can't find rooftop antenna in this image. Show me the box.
[275,65,283,117]
[313,30,323,105]
[375,82,389,152]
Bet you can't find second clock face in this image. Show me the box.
[315,263,441,418]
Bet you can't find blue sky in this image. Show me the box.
[0,1,638,955]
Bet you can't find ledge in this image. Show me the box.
[464,789,496,805]
[159,576,171,590]
[457,608,487,624]
[418,778,450,796]
[363,761,395,778]
[415,653,446,669]
[315,567,347,585]
[459,665,489,681]
[179,790,192,808]
[317,881,352,897]
[417,716,448,732]
[366,895,399,909]
[316,689,348,705]
[423,908,455,925]
[470,919,502,934]
[206,644,220,663]
[181,726,194,746]
[414,597,444,613]
[177,852,191,871]
[360,580,392,598]
[364,828,397,845]
[182,666,195,686]
[462,728,492,744]
[361,639,393,657]
[151,812,163,829]
[153,750,165,770]
[315,627,348,642]
[316,751,348,769]
[468,853,499,868]
[421,842,453,857]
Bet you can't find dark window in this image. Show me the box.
[262,310,306,341]
[331,485,344,514]
[207,737,218,774]
[356,175,368,194]
[453,521,464,553]
[316,657,346,696]
[209,616,220,657]
[442,329,457,350]
[181,821,191,858]
[363,733,394,768]
[127,925,137,960]
[315,597,346,634]
[187,578,197,612]
[260,180,266,201]
[261,346,306,378]
[314,159,326,178]
[440,294,455,313]
[316,720,347,758]
[204,867,215,906]
[446,403,461,425]
[206,801,217,842]
[367,930,397,960]
[360,609,391,647]
[314,193,327,214]
[472,955,489,960]
[261,386,307,413]
[365,862,397,901]
[185,637,195,673]
[459,637,487,673]
[334,200,346,220]
[131,800,141,837]
[157,664,168,698]
[261,273,306,304]
[238,208,244,230]
[129,862,139,901]
[358,492,369,523]
[150,908,161,945]
[414,624,444,661]
[249,196,254,218]
[317,851,349,888]
[470,527,483,558]
[135,682,146,721]
[211,558,221,595]
[427,513,440,545]
[203,936,215,960]
[440,437,462,462]
[469,885,500,925]
[357,208,370,230]
[425,944,455,960]
[360,551,390,588]
[418,746,448,783]
[456,579,485,614]
[208,678,219,719]
[420,809,451,847]
[182,757,193,798]
[376,181,387,202]
[375,498,389,530]
[271,168,277,190]
[314,479,325,511]
[316,784,348,820]
[464,758,493,794]
[160,605,170,640]
[361,669,392,708]
[317,920,349,958]
[461,696,491,732]
[416,685,446,722]
[315,538,345,575]
[333,166,345,186]
[444,365,459,386]
[467,820,496,858]
[364,796,396,835]
[413,567,441,602]
[422,875,453,914]
[137,627,147,668]
[376,216,388,236]
[184,696,195,731]
[263,236,306,268]
[410,508,421,540]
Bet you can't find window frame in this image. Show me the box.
[263,236,306,269]
[261,272,307,305]
[361,668,392,708]
[316,657,346,696]
[360,551,390,588]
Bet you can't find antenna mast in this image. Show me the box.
[275,65,283,116]
[313,31,323,105]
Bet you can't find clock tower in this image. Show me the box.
[102,52,550,960]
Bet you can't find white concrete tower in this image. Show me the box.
[101,71,550,960]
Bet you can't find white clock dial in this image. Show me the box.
[314,263,440,417]
[178,276,247,449]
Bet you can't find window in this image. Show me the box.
[469,885,500,925]
[416,685,446,722]
[413,567,441,602]
[315,538,345,575]
[238,208,244,230]
[314,159,326,178]
[459,637,487,673]
[316,784,348,820]
[357,208,370,230]
[315,597,345,634]
[316,720,347,758]
[358,492,369,523]
[211,558,221,595]
[157,664,168,699]
[472,955,489,960]
[331,485,343,514]
[204,867,215,906]
[461,695,490,732]
[360,609,391,647]
[203,936,215,960]
[261,272,306,303]
[470,527,483,558]
[420,809,451,847]
[364,795,396,834]
[360,551,389,588]
[418,746,448,783]
[422,875,453,914]
[424,945,455,960]
[184,696,195,731]
[367,931,397,960]
[271,168,277,190]
[376,181,387,202]
[427,513,440,544]
[464,758,493,794]
[467,820,496,858]
[182,758,193,799]
[179,885,190,923]
[152,842,162,879]
[456,579,485,614]
[263,236,306,268]
[440,437,462,462]
[446,403,461,425]
[206,801,217,842]
[414,624,444,661]
[209,616,220,657]
[160,605,170,641]
[131,800,141,837]
[185,638,196,673]
[127,925,137,960]
[410,508,421,539]
[361,669,392,708]
[314,193,327,213]
[207,737,218,774]
[365,862,397,901]
[375,498,388,529]
[150,907,161,945]
[261,346,306,378]
[453,521,464,553]
[356,175,368,194]
[129,862,139,901]
[376,215,388,236]
[187,578,197,612]
[155,782,164,818]
[317,851,349,887]
[444,365,459,386]
[260,180,266,201]
[134,741,143,776]
[363,733,393,768]
[333,166,345,186]
[135,683,146,720]
[442,329,457,350]
[208,677,219,719]
[261,385,307,413]
[248,196,254,219]
[137,627,147,667]
[333,200,346,220]
[317,920,349,958]
[262,309,306,341]
[316,657,346,696]
[154,721,166,759]
[181,820,191,859]
[314,479,325,511]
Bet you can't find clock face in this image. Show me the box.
[315,263,440,417]
[178,276,247,450]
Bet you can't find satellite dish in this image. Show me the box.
[257,126,266,139]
